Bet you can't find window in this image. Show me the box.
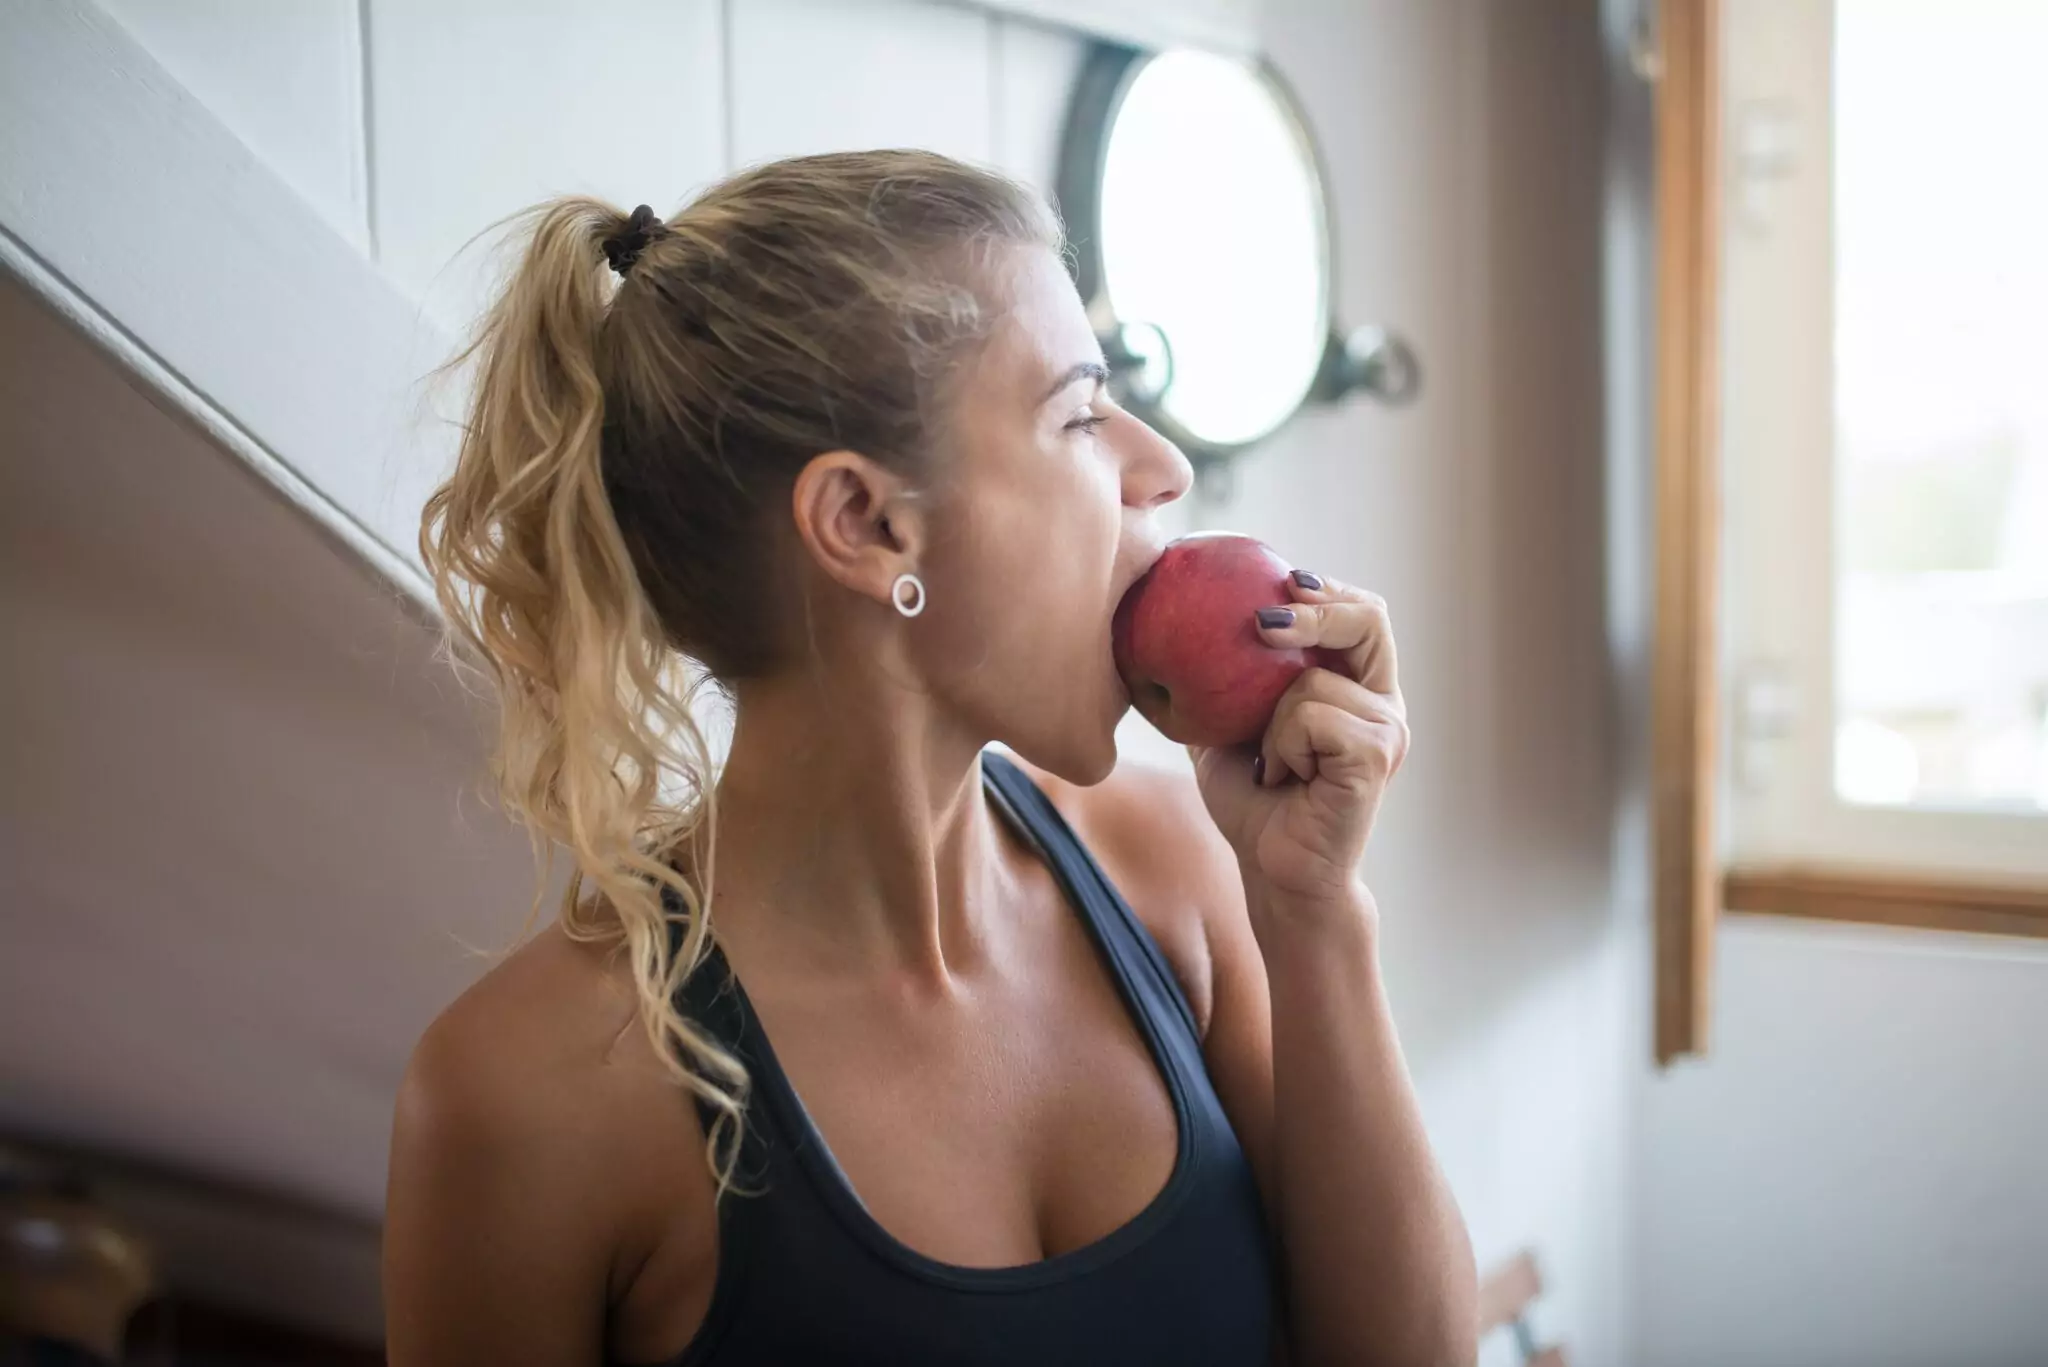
[1650,0,2048,1061]
[1717,0,2048,920]
[1831,1,2048,814]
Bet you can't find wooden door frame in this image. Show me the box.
[1651,0,1723,1065]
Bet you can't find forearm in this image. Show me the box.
[1253,884,1476,1367]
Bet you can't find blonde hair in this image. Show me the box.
[420,151,1059,1186]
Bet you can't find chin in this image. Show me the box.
[1002,714,1121,788]
[1070,734,1121,787]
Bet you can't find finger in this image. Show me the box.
[1292,660,1406,726]
[1258,668,1410,787]
[1285,571,1379,612]
[1265,698,1403,795]
[1253,588,1400,696]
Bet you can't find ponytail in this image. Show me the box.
[420,198,747,1188]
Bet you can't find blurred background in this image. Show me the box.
[2,0,2043,1363]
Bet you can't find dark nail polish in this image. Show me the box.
[1253,754,1266,785]
[1256,606,1295,630]
[1291,570,1324,591]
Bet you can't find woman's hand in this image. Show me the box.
[1187,576,1472,1367]
[1188,572,1408,919]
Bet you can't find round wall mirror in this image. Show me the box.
[1060,45,1419,466]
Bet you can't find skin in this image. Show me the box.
[383,246,1476,1367]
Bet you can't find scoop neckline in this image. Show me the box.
[704,761,1201,1293]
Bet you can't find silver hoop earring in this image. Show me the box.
[891,572,927,619]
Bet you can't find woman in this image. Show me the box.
[384,150,1474,1366]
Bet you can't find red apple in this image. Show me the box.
[1112,532,1341,747]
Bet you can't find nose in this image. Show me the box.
[1119,412,1194,512]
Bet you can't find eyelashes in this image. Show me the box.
[1066,413,1110,435]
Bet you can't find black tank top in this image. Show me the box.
[634,750,1275,1366]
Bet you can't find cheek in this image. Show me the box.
[921,448,1121,672]
[982,446,1119,607]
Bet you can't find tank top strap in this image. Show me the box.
[980,749,1205,1050]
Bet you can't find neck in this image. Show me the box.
[703,667,1017,988]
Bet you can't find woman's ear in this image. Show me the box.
[789,450,925,604]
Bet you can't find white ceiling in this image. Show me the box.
[0,271,538,1227]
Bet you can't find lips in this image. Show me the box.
[1097,538,1167,723]
[1106,551,1162,705]
[1111,541,1168,613]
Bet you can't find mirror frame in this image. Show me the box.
[1057,43,1420,469]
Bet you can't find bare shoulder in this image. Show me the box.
[393,919,711,1212]
[1011,754,1248,1038]
[398,922,642,1148]
[386,921,713,1359]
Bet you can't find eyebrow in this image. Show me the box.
[1040,361,1110,406]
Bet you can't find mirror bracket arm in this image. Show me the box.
[1310,324,1423,407]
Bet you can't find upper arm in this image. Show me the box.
[382,1010,614,1367]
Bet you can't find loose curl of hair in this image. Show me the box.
[419,151,1060,1190]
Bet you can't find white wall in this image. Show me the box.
[96,0,370,249]
[1636,919,2048,1367]
[19,0,1633,1358]
[368,0,727,332]
[85,0,1092,341]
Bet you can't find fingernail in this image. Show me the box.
[1252,754,1266,785]
[1256,607,1295,630]
[1291,570,1324,591]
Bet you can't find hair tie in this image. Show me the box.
[603,204,665,277]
